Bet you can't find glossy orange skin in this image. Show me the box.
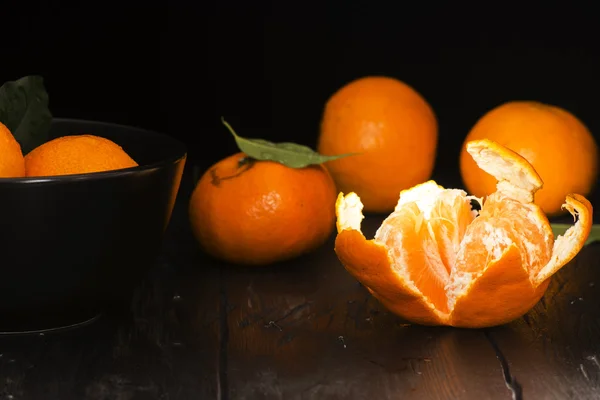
[188,152,338,266]
[25,134,138,177]
[318,76,438,214]
[460,101,599,216]
[0,122,25,178]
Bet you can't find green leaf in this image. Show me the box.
[221,117,358,168]
[551,223,600,246]
[0,75,53,155]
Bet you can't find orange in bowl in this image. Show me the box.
[25,134,138,177]
[0,121,25,178]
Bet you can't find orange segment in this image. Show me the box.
[452,193,553,277]
[425,187,479,274]
[334,227,447,326]
[334,138,593,328]
[375,201,450,313]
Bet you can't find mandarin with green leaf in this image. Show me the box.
[189,152,338,266]
[188,120,353,266]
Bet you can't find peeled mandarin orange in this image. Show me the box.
[460,101,598,217]
[25,134,138,177]
[0,121,25,178]
[189,152,338,266]
[334,139,593,328]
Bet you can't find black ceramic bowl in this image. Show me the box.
[0,118,187,334]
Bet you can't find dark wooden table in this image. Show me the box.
[1,167,599,400]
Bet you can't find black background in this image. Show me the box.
[4,2,600,182]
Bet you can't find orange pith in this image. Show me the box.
[334,139,593,328]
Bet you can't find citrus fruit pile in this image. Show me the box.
[0,121,138,178]
[334,139,592,328]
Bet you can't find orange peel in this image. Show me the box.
[334,139,593,328]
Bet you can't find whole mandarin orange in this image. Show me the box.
[317,75,438,214]
[188,152,338,266]
[25,134,138,177]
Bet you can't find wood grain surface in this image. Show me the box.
[0,167,598,400]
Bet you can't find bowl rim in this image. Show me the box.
[0,117,188,184]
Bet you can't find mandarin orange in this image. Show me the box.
[25,134,138,177]
[334,139,592,328]
[188,152,338,266]
[317,76,438,214]
[0,121,25,178]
